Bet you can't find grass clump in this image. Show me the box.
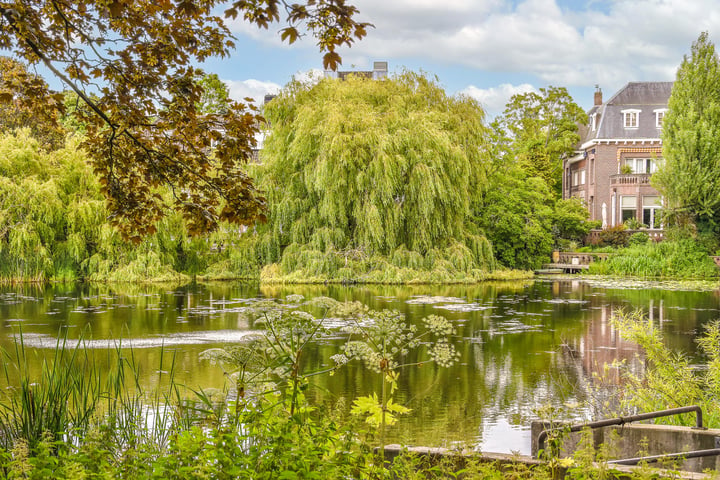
[588,239,719,278]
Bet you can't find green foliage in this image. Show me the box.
[597,225,629,248]
[479,173,554,270]
[495,86,585,197]
[552,197,593,244]
[654,32,720,231]
[196,73,231,115]
[624,217,646,230]
[588,239,719,278]
[257,71,497,276]
[612,309,720,428]
[628,232,651,246]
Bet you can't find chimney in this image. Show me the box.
[373,61,388,80]
[594,85,602,106]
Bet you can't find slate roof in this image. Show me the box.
[582,82,674,145]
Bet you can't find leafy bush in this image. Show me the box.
[551,197,592,244]
[613,309,720,428]
[597,225,629,247]
[628,231,650,246]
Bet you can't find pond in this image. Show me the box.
[0,278,718,455]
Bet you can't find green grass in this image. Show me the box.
[587,240,720,279]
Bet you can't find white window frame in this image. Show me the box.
[590,113,597,131]
[654,108,667,128]
[622,108,640,129]
[621,195,637,222]
[580,169,586,185]
[623,157,659,174]
[642,196,662,228]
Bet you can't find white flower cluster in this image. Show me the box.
[330,353,349,366]
[422,314,456,336]
[428,340,460,368]
[285,294,305,304]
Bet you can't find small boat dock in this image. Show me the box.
[538,252,609,274]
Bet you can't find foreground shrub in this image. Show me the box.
[597,225,629,247]
[612,309,720,428]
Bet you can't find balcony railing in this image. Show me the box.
[610,173,651,186]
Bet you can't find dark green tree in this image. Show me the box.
[654,32,720,235]
[478,168,554,270]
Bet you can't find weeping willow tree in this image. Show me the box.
[252,72,500,283]
[0,129,201,282]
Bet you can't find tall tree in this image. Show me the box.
[0,1,369,241]
[496,86,585,197]
[653,32,720,232]
[197,73,231,115]
[257,72,495,271]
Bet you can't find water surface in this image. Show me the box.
[1,279,717,454]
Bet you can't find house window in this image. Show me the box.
[580,170,586,185]
[621,196,637,222]
[654,109,667,128]
[590,113,598,131]
[623,157,659,174]
[573,171,578,186]
[622,109,640,129]
[643,196,662,229]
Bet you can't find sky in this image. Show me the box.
[202,0,720,119]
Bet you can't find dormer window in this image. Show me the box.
[654,108,667,128]
[622,109,640,129]
[590,112,598,131]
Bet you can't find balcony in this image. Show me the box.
[610,173,651,186]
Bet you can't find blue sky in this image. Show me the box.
[210,0,720,118]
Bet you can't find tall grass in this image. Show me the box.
[0,331,192,455]
[588,239,719,278]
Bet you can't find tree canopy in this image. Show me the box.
[0,0,369,241]
[654,32,720,234]
[255,72,497,277]
[495,86,585,197]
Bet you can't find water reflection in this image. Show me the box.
[0,279,718,455]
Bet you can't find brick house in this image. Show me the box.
[563,82,673,233]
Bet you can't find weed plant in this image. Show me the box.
[611,309,720,428]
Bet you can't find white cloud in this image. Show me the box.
[329,0,720,91]
[461,83,537,118]
[223,0,720,108]
[291,68,326,85]
[225,79,281,105]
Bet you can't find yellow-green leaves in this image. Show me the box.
[351,393,410,427]
[260,72,495,274]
